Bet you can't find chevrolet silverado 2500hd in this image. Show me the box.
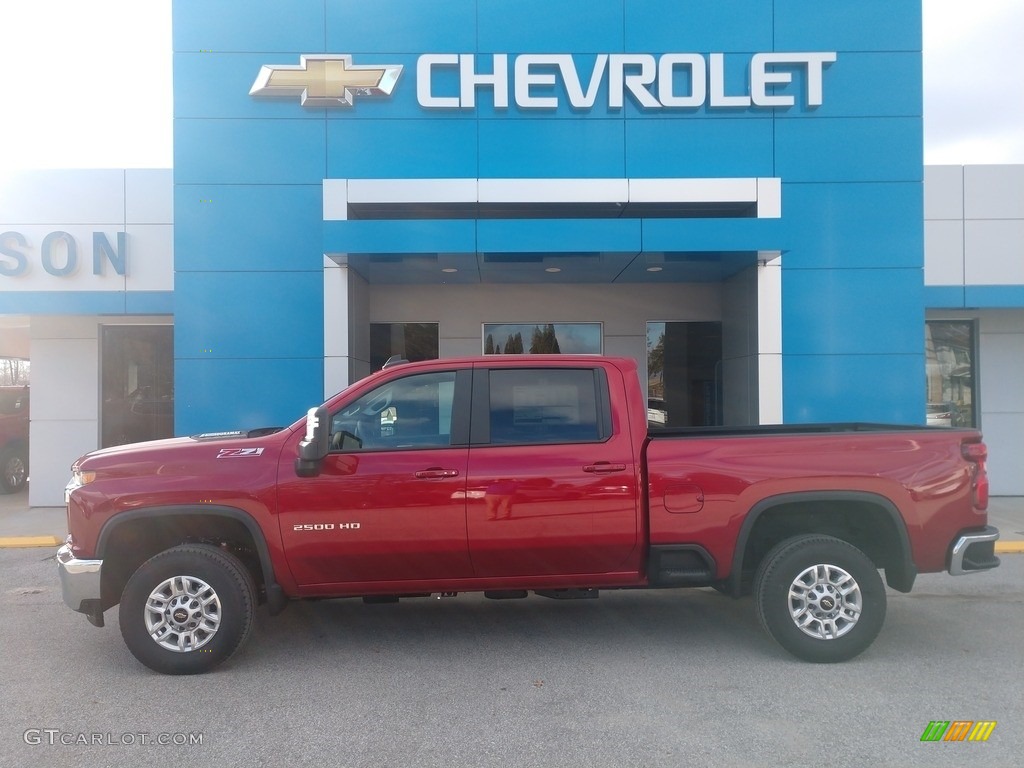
[57,356,1000,674]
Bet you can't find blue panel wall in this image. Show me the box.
[478,0,624,52]
[174,1,331,433]
[174,185,324,272]
[479,120,625,178]
[625,1,774,51]
[326,0,478,53]
[785,354,923,424]
[173,0,925,431]
[774,0,922,51]
[780,183,923,269]
[770,1,924,422]
[173,0,325,52]
[327,120,478,178]
[625,120,774,178]
[783,269,923,356]
[175,357,323,433]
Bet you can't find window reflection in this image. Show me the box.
[370,323,439,371]
[925,321,975,428]
[647,321,722,428]
[101,326,174,447]
[482,323,602,355]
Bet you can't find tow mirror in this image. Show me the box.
[295,406,329,477]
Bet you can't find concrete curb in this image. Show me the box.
[0,536,63,549]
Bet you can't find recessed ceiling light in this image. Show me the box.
[441,267,458,273]
[545,267,561,273]
[646,266,663,272]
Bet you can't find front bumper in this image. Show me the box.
[949,526,1001,575]
[56,543,105,626]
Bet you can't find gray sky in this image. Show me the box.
[0,0,1021,170]
[923,0,1024,163]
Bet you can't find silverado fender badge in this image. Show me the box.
[217,448,265,458]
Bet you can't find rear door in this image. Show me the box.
[465,364,640,578]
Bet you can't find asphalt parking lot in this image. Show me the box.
[0,493,1021,768]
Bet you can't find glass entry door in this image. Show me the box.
[101,325,174,447]
[646,321,722,428]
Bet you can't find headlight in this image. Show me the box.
[64,469,96,503]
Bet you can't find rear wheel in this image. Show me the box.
[0,447,28,493]
[753,535,886,663]
[119,544,255,674]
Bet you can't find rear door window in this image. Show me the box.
[481,368,608,445]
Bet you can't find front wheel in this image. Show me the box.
[119,544,256,674]
[753,535,886,663]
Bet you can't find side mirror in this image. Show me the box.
[295,406,329,477]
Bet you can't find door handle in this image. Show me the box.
[582,462,626,474]
[415,468,460,479]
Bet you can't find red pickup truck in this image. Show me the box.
[57,356,1000,674]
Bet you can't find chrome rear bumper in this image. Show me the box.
[949,526,1000,575]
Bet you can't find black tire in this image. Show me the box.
[0,447,28,494]
[753,535,886,663]
[119,544,256,675]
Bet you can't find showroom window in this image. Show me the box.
[370,323,439,371]
[647,321,723,428]
[100,326,174,447]
[925,321,976,428]
[482,323,602,355]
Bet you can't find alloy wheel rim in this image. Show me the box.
[144,575,222,652]
[4,456,26,488]
[788,563,862,640]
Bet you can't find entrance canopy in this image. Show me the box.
[323,177,784,284]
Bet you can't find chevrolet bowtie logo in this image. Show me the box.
[249,55,402,108]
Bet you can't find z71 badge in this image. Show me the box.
[216,448,265,458]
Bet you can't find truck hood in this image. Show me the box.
[75,428,290,471]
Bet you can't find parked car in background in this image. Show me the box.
[0,385,29,493]
[647,397,668,427]
[927,401,962,427]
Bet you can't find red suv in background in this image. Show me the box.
[0,386,29,493]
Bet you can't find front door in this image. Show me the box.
[278,370,472,586]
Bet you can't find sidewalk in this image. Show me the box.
[0,490,65,547]
[2,487,1023,550]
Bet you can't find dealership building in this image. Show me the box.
[1,0,1022,505]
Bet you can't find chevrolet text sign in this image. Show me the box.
[252,52,837,110]
[418,53,836,109]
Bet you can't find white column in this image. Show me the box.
[323,259,370,399]
[757,254,784,424]
[323,258,351,399]
[28,318,101,507]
